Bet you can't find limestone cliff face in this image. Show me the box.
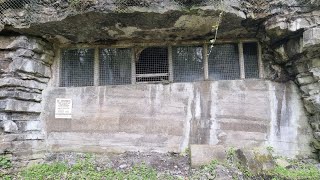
[0,0,320,162]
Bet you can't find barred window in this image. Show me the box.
[99,48,132,85]
[136,47,169,82]
[59,42,261,87]
[208,44,240,80]
[243,43,259,79]
[173,46,204,82]
[60,49,94,87]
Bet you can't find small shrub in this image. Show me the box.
[0,156,12,169]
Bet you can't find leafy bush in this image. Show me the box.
[0,156,12,169]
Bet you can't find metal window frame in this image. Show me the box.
[57,39,263,87]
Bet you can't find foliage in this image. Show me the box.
[191,160,218,179]
[0,156,12,169]
[226,147,236,163]
[0,156,12,180]
[5,151,320,180]
[266,162,320,180]
[17,154,173,180]
[266,146,275,154]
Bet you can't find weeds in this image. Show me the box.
[17,154,173,180]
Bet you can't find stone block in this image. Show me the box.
[11,113,40,121]
[297,76,315,85]
[9,57,51,78]
[303,27,320,49]
[314,132,320,140]
[21,133,45,140]
[303,95,320,114]
[1,120,18,133]
[0,77,47,90]
[190,145,226,167]
[274,45,289,63]
[0,36,17,49]
[0,142,12,154]
[300,83,320,95]
[16,121,42,132]
[0,90,42,102]
[311,58,320,68]
[285,37,303,58]
[6,36,49,53]
[311,67,320,79]
[1,134,18,142]
[0,99,42,113]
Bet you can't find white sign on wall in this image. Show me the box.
[55,98,72,119]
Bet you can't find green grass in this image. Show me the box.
[2,153,320,180]
[15,154,169,180]
[266,162,320,180]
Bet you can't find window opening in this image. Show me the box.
[208,44,240,80]
[173,46,204,82]
[135,47,169,82]
[99,48,132,85]
[60,49,94,87]
[243,42,259,79]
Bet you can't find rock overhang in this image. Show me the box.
[0,0,252,44]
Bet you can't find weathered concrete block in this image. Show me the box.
[190,145,226,167]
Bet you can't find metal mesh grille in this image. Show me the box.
[60,49,94,87]
[99,48,132,85]
[136,47,169,83]
[243,42,259,79]
[0,0,37,24]
[172,46,204,82]
[208,44,240,80]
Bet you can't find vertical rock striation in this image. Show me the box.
[0,36,54,168]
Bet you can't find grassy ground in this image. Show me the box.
[1,153,320,180]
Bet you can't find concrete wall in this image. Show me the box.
[43,80,312,157]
